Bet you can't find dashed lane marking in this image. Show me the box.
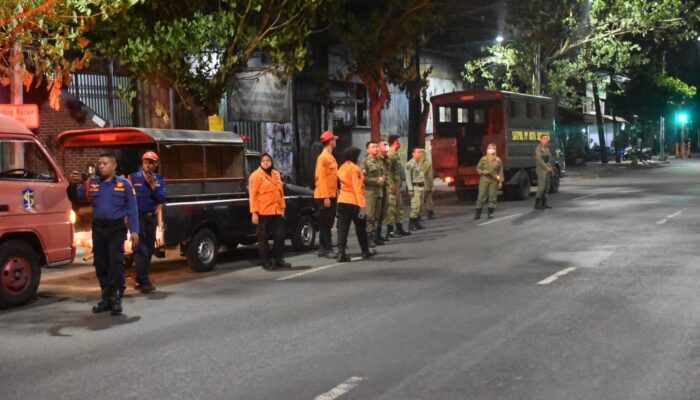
[656,209,685,225]
[314,377,365,400]
[276,257,362,281]
[537,267,577,285]
[477,213,523,226]
[573,193,599,201]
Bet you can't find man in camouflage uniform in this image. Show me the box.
[405,147,426,231]
[376,139,391,242]
[534,133,554,210]
[383,135,410,237]
[362,141,385,249]
[419,149,435,220]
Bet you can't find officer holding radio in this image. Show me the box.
[129,151,167,293]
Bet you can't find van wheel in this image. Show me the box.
[186,229,219,272]
[550,169,560,193]
[292,215,316,251]
[0,241,41,308]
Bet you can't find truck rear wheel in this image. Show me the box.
[455,187,476,202]
[186,228,219,272]
[507,174,531,201]
[0,241,41,308]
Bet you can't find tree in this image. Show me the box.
[464,0,699,162]
[1,0,141,109]
[333,0,437,141]
[94,0,329,117]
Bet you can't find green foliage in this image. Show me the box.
[462,0,699,105]
[95,0,328,114]
[1,0,141,108]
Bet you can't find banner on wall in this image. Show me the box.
[265,123,294,178]
[228,72,291,122]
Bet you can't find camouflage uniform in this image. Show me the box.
[362,154,385,240]
[405,158,425,230]
[535,142,553,209]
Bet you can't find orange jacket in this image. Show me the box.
[314,148,338,199]
[337,161,365,207]
[249,167,286,216]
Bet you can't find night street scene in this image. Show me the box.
[2,0,700,399]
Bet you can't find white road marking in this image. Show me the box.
[573,193,599,201]
[314,377,365,400]
[537,267,577,285]
[656,209,685,225]
[477,213,523,226]
[276,257,362,281]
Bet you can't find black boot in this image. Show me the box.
[367,232,377,248]
[274,258,292,268]
[535,197,544,210]
[377,225,389,242]
[375,229,387,246]
[337,247,351,262]
[542,196,552,209]
[110,287,123,316]
[397,222,411,236]
[387,224,400,238]
[487,207,495,218]
[415,219,425,230]
[409,218,418,231]
[92,286,112,313]
[474,208,482,220]
[428,210,435,220]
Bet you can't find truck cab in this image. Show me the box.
[0,115,74,308]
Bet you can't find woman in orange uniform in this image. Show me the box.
[336,146,373,262]
[249,153,291,270]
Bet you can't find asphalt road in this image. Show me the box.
[3,159,700,400]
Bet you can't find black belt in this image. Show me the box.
[93,219,126,228]
[413,182,424,187]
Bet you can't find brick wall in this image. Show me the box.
[23,85,102,175]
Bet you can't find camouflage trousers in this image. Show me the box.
[383,186,403,225]
[365,190,384,233]
[409,186,425,219]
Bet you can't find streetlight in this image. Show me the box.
[495,35,504,44]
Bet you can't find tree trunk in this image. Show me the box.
[366,73,389,142]
[418,95,430,148]
[592,82,608,164]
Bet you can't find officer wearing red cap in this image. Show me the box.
[128,151,167,293]
[314,131,339,258]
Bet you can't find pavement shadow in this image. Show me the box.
[510,211,544,226]
[48,312,142,337]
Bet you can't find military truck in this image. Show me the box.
[430,90,565,201]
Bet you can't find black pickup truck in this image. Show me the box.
[59,127,317,272]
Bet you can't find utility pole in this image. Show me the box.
[592,81,608,163]
[659,116,665,161]
[10,44,23,105]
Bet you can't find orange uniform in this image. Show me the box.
[314,149,338,199]
[249,167,286,216]
[337,161,366,208]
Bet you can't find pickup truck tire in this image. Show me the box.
[549,168,560,193]
[292,215,316,251]
[186,229,219,272]
[0,241,41,308]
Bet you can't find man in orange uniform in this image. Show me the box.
[249,154,291,270]
[314,131,339,259]
[336,146,373,262]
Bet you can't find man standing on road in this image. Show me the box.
[405,148,426,231]
[384,135,410,237]
[376,138,391,243]
[314,131,339,258]
[129,151,167,293]
[67,153,139,316]
[534,133,554,210]
[362,141,386,250]
[419,149,435,220]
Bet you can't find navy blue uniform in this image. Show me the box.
[130,170,167,285]
[68,176,139,290]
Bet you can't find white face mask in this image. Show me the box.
[487,148,496,155]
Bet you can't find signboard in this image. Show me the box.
[0,104,39,128]
[228,72,291,122]
[208,114,224,131]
